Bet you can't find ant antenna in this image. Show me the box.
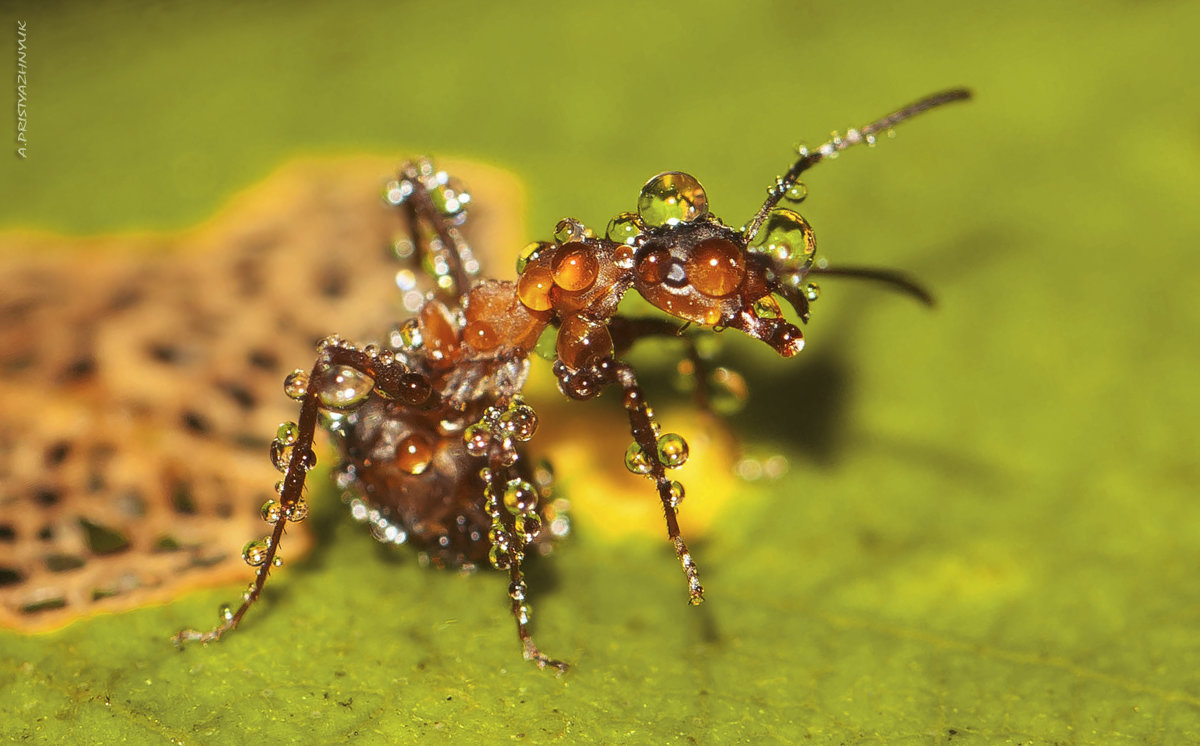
[808,265,935,306]
[745,88,972,243]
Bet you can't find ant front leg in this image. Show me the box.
[172,357,324,644]
[388,160,479,299]
[554,356,704,606]
[174,338,433,645]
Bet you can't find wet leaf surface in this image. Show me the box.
[2,0,1198,742]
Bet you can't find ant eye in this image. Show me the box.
[637,172,709,227]
[662,260,688,288]
[685,238,745,298]
[748,208,817,271]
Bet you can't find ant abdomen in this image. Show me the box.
[335,393,556,569]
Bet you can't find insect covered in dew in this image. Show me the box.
[174,88,971,671]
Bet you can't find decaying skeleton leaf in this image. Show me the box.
[0,158,524,629]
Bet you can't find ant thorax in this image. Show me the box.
[174,89,971,671]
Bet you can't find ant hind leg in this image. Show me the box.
[172,359,324,644]
[473,398,568,671]
[174,338,433,645]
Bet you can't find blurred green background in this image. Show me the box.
[2,0,1198,743]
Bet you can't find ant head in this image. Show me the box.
[512,90,967,364]
[613,88,972,357]
[622,171,815,357]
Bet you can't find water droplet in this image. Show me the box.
[555,314,614,370]
[805,282,821,301]
[748,208,816,270]
[283,369,309,400]
[508,581,527,601]
[499,403,538,441]
[637,172,709,228]
[553,218,588,244]
[488,544,511,570]
[270,443,315,473]
[516,241,550,274]
[463,422,492,457]
[429,176,470,216]
[503,479,537,515]
[667,480,686,508]
[783,182,808,203]
[612,243,636,270]
[605,212,643,246]
[517,264,554,312]
[314,365,374,410]
[392,237,415,260]
[624,442,652,475]
[551,243,599,292]
[285,498,309,522]
[219,604,234,623]
[394,268,417,292]
[752,295,782,319]
[242,538,270,567]
[394,373,432,405]
[260,499,282,523]
[275,421,298,446]
[383,178,411,205]
[397,318,423,350]
[488,526,509,549]
[463,320,499,351]
[396,433,433,475]
[272,556,284,567]
[515,512,542,541]
[656,433,690,469]
[270,439,292,472]
[685,237,746,299]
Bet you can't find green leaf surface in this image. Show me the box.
[2,0,1198,743]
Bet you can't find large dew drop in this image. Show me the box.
[503,479,538,515]
[242,538,270,567]
[748,208,816,269]
[624,442,652,475]
[314,365,374,410]
[656,433,690,469]
[637,172,709,228]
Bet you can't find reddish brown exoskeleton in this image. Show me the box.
[174,89,971,670]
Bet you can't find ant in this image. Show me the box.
[174,88,971,671]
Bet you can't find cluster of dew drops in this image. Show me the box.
[613,168,821,302]
[464,398,545,571]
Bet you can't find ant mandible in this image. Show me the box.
[175,88,971,671]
